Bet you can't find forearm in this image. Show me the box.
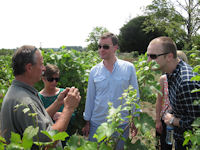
[46,99,62,118]
[84,80,95,121]
[85,120,90,125]
[51,107,74,132]
[155,96,162,121]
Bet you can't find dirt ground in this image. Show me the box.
[142,101,156,120]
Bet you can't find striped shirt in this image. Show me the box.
[167,60,200,141]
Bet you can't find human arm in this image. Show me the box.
[155,76,164,134]
[129,65,140,136]
[164,81,200,127]
[51,87,81,132]
[46,88,70,118]
[52,112,62,121]
[130,65,140,115]
[82,121,90,137]
[82,70,96,136]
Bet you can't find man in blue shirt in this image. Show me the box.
[147,36,200,150]
[82,32,140,150]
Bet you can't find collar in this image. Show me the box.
[166,60,184,80]
[12,79,38,96]
[101,57,119,66]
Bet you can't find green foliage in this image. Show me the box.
[0,49,159,149]
[0,49,14,56]
[85,26,109,51]
[133,113,156,150]
[5,103,68,149]
[3,126,66,150]
[185,45,200,67]
[36,49,101,134]
[192,35,200,50]
[143,0,186,49]
[92,86,139,148]
[0,47,199,149]
[133,54,161,104]
[41,130,68,142]
[0,48,101,134]
[143,0,200,50]
[125,139,148,150]
[183,47,200,149]
[118,16,165,53]
[64,86,156,150]
[0,55,14,108]
[184,118,200,150]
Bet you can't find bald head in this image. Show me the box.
[149,36,177,58]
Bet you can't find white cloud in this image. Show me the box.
[0,0,152,49]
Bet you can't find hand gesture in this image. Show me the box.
[64,87,81,111]
[53,112,62,121]
[57,87,70,105]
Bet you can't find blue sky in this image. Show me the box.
[0,0,152,49]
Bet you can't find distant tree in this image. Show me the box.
[118,16,165,54]
[174,0,200,49]
[85,26,109,51]
[192,34,200,50]
[0,49,15,55]
[143,0,200,50]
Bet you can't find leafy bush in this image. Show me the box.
[0,47,199,149]
[36,48,101,134]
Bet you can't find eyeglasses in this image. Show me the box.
[98,44,111,50]
[46,77,60,82]
[147,52,169,59]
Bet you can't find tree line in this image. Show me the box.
[86,0,200,54]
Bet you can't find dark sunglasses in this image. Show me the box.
[46,77,60,82]
[147,52,169,59]
[98,44,110,50]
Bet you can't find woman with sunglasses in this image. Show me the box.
[38,63,75,146]
[155,51,188,150]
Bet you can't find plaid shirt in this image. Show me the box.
[167,60,200,142]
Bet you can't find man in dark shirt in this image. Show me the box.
[146,36,200,150]
[1,45,81,149]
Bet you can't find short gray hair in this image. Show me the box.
[12,45,38,76]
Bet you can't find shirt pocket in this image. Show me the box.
[94,75,107,90]
[113,75,129,89]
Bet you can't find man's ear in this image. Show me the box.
[25,63,33,73]
[167,52,174,61]
[114,45,119,52]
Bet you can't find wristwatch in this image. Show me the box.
[169,117,175,125]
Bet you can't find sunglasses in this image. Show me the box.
[98,44,111,50]
[147,52,169,59]
[46,77,60,82]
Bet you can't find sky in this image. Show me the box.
[0,0,152,49]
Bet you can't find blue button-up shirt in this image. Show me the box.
[83,59,140,125]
